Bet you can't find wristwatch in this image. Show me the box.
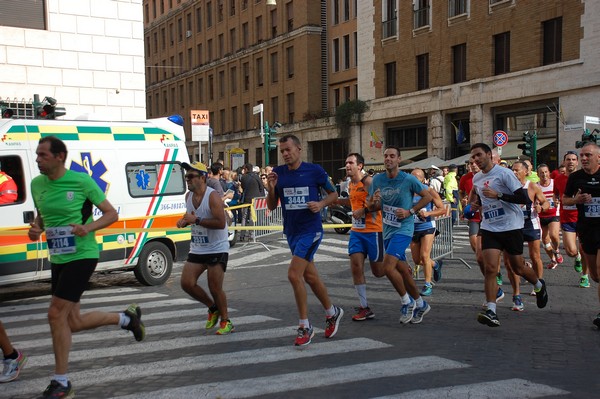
[497,192,503,200]
[409,208,416,215]
[195,217,202,225]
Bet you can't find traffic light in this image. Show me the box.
[576,129,600,148]
[517,132,533,157]
[34,96,66,119]
[1,107,14,118]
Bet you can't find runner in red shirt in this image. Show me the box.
[537,164,562,269]
[554,150,589,287]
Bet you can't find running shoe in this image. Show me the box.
[546,261,558,270]
[511,295,524,312]
[530,288,536,296]
[433,260,443,282]
[574,258,583,273]
[496,287,505,302]
[477,309,500,327]
[420,284,432,296]
[555,252,564,264]
[496,272,503,286]
[580,275,591,288]
[0,350,27,383]
[594,313,600,329]
[294,326,314,347]
[410,301,431,324]
[399,298,416,324]
[216,319,234,335]
[122,303,145,342]
[535,279,548,308]
[324,306,344,338]
[40,380,73,399]
[352,306,374,321]
[206,307,220,329]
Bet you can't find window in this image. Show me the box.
[494,32,510,75]
[219,70,225,98]
[242,22,249,48]
[209,74,214,100]
[153,33,158,53]
[271,96,279,122]
[161,28,166,49]
[178,52,183,73]
[287,93,295,124]
[186,12,192,32]
[242,0,248,10]
[452,43,467,83]
[244,103,250,130]
[179,83,184,108]
[286,2,294,31]
[387,125,427,148]
[207,1,213,28]
[187,48,192,70]
[354,32,357,68]
[414,0,430,29]
[197,43,203,65]
[243,62,250,90]
[230,28,236,53]
[270,52,279,83]
[0,155,26,205]
[416,53,429,90]
[218,34,224,58]
[385,62,396,96]
[152,0,157,18]
[217,0,224,22]
[333,0,339,25]
[220,109,226,133]
[145,3,150,23]
[169,23,174,44]
[256,57,264,86]
[286,46,294,78]
[343,35,350,69]
[230,0,236,16]
[334,88,340,107]
[160,0,165,14]
[382,0,397,38]
[333,38,340,72]
[178,18,183,41]
[343,86,351,102]
[230,66,237,94]
[232,106,238,131]
[271,9,277,38]
[208,39,213,61]
[543,17,562,65]
[126,162,185,198]
[196,6,202,32]
[256,16,263,42]
[198,77,204,103]
[343,0,350,21]
[170,55,175,76]
[448,0,467,17]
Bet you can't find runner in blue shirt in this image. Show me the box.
[266,134,344,347]
[366,146,433,324]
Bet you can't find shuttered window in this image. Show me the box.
[0,0,46,30]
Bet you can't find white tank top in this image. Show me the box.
[186,186,229,254]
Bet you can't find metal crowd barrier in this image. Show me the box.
[234,196,283,251]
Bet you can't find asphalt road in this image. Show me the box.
[1,225,599,398]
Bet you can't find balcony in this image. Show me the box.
[414,7,430,29]
[382,18,397,39]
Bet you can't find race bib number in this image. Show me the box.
[382,204,402,227]
[482,203,506,222]
[283,187,309,210]
[46,226,76,255]
[190,225,210,249]
[352,216,366,229]
[562,203,577,210]
[584,197,600,218]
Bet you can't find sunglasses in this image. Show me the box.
[185,174,200,180]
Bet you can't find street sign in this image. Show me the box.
[585,116,599,125]
[191,110,210,141]
[253,104,263,115]
[493,130,509,147]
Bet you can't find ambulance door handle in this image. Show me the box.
[23,211,34,224]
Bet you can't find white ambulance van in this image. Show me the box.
[0,115,193,286]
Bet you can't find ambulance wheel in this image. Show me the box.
[134,242,173,286]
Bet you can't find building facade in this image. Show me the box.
[0,0,147,121]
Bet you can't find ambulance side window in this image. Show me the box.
[125,162,186,198]
[0,155,24,206]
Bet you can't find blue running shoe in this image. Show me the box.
[420,284,432,296]
[433,260,443,282]
[496,287,505,302]
[410,301,431,324]
[399,298,416,324]
[511,295,524,312]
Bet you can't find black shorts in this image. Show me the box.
[578,226,600,256]
[540,216,559,226]
[411,228,438,243]
[51,258,98,303]
[480,229,524,256]
[187,252,229,271]
[523,228,541,242]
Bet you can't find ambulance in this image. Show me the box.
[0,115,194,286]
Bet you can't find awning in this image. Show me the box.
[443,153,472,166]
[496,138,555,159]
[400,148,427,161]
[400,156,447,170]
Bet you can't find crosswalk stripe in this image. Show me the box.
[370,378,569,398]
[27,316,285,367]
[1,298,197,323]
[2,337,392,397]
[0,293,168,314]
[228,248,289,267]
[111,356,469,399]
[0,287,142,304]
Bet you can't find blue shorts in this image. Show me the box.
[348,231,384,262]
[561,222,577,233]
[286,231,323,262]
[383,234,412,261]
[523,228,541,242]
